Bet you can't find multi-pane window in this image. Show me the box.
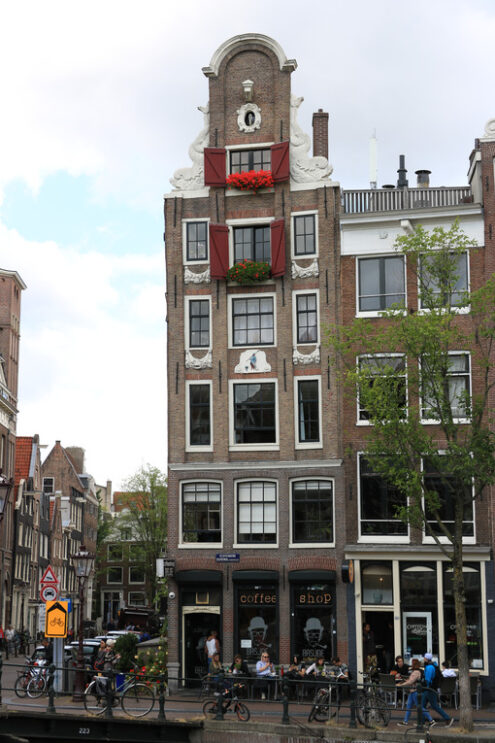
[128,592,146,606]
[42,477,54,494]
[234,226,270,263]
[189,300,210,348]
[419,252,468,308]
[107,567,123,583]
[358,256,405,312]
[188,384,211,447]
[296,293,318,343]
[358,355,406,421]
[293,215,316,256]
[232,297,274,346]
[359,456,408,538]
[129,566,145,583]
[421,353,470,421]
[237,481,276,543]
[291,480,333,543]
[423,457,474,539]
[182,482,221,543]
[186,222,208,262]
[233,383,276,444]
[107,545,122,561]
[230,149,271,173]
[297,379,320,444]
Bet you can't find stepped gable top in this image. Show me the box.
[202,33,297,78]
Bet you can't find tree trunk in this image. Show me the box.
[452,510,473,730]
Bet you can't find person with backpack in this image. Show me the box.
[422,653,454,727]
[397,658,434,727]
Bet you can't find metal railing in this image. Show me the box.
[342,186,474,214]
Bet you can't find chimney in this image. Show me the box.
[397,155,408,189]
[312,109,329,159]
[66,446,85,473]
[415,169,431,188]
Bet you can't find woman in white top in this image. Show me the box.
[205,630,220,669]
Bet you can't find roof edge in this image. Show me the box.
[203,34,297,78]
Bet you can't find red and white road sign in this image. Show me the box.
[41,565,59,585]
[40,584,59,602]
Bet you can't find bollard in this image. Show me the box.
[280,678,290,725]
[214,689,224,721]
[348,680,357,729]
[105,670,114,719]
[416,682,425,733]
[0,654,3,707]
[157,674,166,721]
[47,663,56,714]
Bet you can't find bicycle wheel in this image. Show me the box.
[14,674,30,698]
[121,682,154,718]
[235,701,250,721]
[357,693,390,728]
[203,699,218,717]
[309,689,332,722]
[26,676,46,698]
[83,680,107,715]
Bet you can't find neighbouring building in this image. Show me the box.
[164,34,347,686]
[0,268,26,627]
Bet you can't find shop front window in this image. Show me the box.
[236,586,278,663]
[443,564,483,669]
[362,562,393,605]
[291,583,334,662]
[400,564,438,658]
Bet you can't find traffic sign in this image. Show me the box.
[41,566,59,585]
[40,584,59,602]
[45,601,69,638]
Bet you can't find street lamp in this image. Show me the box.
[71,545,95,701]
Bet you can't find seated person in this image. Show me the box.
[208,651,226,693]
[254,652,275,700]
[441,661,457,678]
[229,654,250,676]
[305,656,330,692]
[328,657,349,708]
[390,655,409,683]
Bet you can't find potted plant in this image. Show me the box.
[226,260,271,285]
[226,169,274,193]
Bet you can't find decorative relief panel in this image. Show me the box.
[185,350,212,369]
[184,266,211,284]
[293,346,320,366]
[234,349,271,374]
[291,258,319,279]
[170,104,209,191]
[290,95,333,183]
[236,103,262,133]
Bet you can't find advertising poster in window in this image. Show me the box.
[292,584,334,661]
[237,587,278,663]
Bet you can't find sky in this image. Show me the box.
[0,0,494,489]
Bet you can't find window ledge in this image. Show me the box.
[295,442,323,450]
[421,418,470,425]
[289,542,335,549]
[178,543,223,549]
[230,444,279,452]
[358,536,410,544]
[225,188,275,197]
[233,543,279,549]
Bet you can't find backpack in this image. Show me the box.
[426,661,442,688]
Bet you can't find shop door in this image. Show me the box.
[403,612,432,661]
[182,609,220,685]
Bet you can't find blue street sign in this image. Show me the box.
[215,553,240,562]
[59,597,72,612]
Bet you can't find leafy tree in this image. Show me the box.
[327,222,495,730]
[117,465,168,609]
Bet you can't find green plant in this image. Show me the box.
[226,260,271,285]
[115,633,138,672]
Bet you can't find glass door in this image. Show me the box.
[403,611,432,662]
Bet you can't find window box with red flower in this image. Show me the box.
[226,261,271,285]
[226,170,274,194]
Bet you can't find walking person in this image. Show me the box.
[422,653,454,727]
[397,658,434,727]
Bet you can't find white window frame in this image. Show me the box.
[128,565,145,584]
[107,544,122,562]
[228,291,277,349]
[294,375,323,449]
[226,216,275,267]
[128,591,146,606]
[289,477,335,548]
[233,478,278,549]
[420,351,471,424]
[107,566,123,584]
[421,453,476,545]
[418,250,470,313]
[357,452,410,544]
[43,477,54,494]
[225,142,274,175]
[290,210,319,258]
[292,289,320,347]
[184,295,211,352]
[182,218,210,266]
[356,253,407,318]
[356,353,407,426]
[185,380,213,453]
[229,378,279,452]
[178,479,223,549]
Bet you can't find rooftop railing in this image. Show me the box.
[342,186,473,214]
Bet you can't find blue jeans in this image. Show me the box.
[422,688,450,721]
[404,690,432,723]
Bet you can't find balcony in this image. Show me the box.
[342,186,474,215]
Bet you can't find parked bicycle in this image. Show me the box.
[14,657,47,698]
[355,671,390,728]
[203,682,250,721]
[84,669,155,718]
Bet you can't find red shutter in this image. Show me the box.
[271,141,290,183]
[204,148,226,187]
[270,219,286,277]
[209,224,229,279]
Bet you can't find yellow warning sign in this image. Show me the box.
[45,600,69,638]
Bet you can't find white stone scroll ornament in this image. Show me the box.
[185,349,212,369]
[293,346,320,365]
[291,258,319,279]
[237,103,262,133]
[234,349,271,374]
[290,95,333,183]
[170,104,209,190]
[483,118,495,140]
[184,266,211,284]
